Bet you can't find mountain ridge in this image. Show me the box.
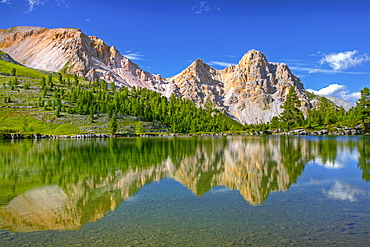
[168,49,311,123]
[0,26,350,124]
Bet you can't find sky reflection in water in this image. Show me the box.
[0,136,369,246]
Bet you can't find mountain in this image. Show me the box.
[168,50,311,124]
[319,95,353,111]
[1,26,313,124]
[0,26,166,92]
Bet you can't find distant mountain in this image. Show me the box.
[1,26,316,124]
[0,26,166,92]
[319,95,354,111]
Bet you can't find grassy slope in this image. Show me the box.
[0,60,166,136]
[0,60,48,79]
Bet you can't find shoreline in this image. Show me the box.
[0,126,368,139]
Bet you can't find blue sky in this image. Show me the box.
[1,0,369,103]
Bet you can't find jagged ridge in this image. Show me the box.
[1,26,320,124]
[168,50,311,124]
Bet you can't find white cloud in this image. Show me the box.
[208,61,235,67]
[307,84,361,103]
[26,0,46,12]
[290,66,370,75]
[1,0,11,4]
[320,50,370,71]
[322,181,366,202]
[25,0,67,12]
[192,1,220,14]
[123,51,144,61]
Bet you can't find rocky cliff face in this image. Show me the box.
[0,26,312,124]
[168,50,311,124]
[0,26,166,92]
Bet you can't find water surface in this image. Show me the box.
[0,136,369,246]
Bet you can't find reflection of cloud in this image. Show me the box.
[307,84,361,104]
[208,187,232,194]
[125,195,141,202]
[323,181,366,202]
[320,50,370,71]
[309,146,359,169]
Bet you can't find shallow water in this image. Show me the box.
[0,135,369,246]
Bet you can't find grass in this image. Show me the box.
[0,60,47,79]
[0,63,169,136]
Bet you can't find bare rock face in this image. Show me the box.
[169,50,311,124]
[0,26,166,92]
[165,59,224,107]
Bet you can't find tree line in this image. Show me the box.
[6,72,370,134]
[268,86,370,131]
[36,76,243,134]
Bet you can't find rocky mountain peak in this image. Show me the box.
[0,26,166,92]
[238,49,268,66]
[0,26,315,124]
[169,49,311,124]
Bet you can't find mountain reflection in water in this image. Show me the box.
[0,136,368,232]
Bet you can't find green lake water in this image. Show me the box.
[0,135,369,246]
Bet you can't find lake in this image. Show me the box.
[0,135,369,246]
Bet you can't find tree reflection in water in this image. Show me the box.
[0,136,367,232]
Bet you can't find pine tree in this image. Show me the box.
[279,86,304,130]
[109,116,118,135]
[58,73,63,84]
[356,87,370,129]
[135,121,143,134]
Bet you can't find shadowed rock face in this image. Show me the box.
[0,26,311,124]
[0,26,166,92]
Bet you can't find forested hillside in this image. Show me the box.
[0,56,369,137]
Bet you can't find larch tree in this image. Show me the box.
[356,87,370,129]
[279,86,304,130]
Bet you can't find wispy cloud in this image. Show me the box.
[320,50,370,71]
[290,66,370,75]
[1,0,11,4]
[307,84,361,103]
[192,1,220,15]
[283,57,370,75]
[25,0,67,13]
[123,51,144,61]
[208,61,235,67]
